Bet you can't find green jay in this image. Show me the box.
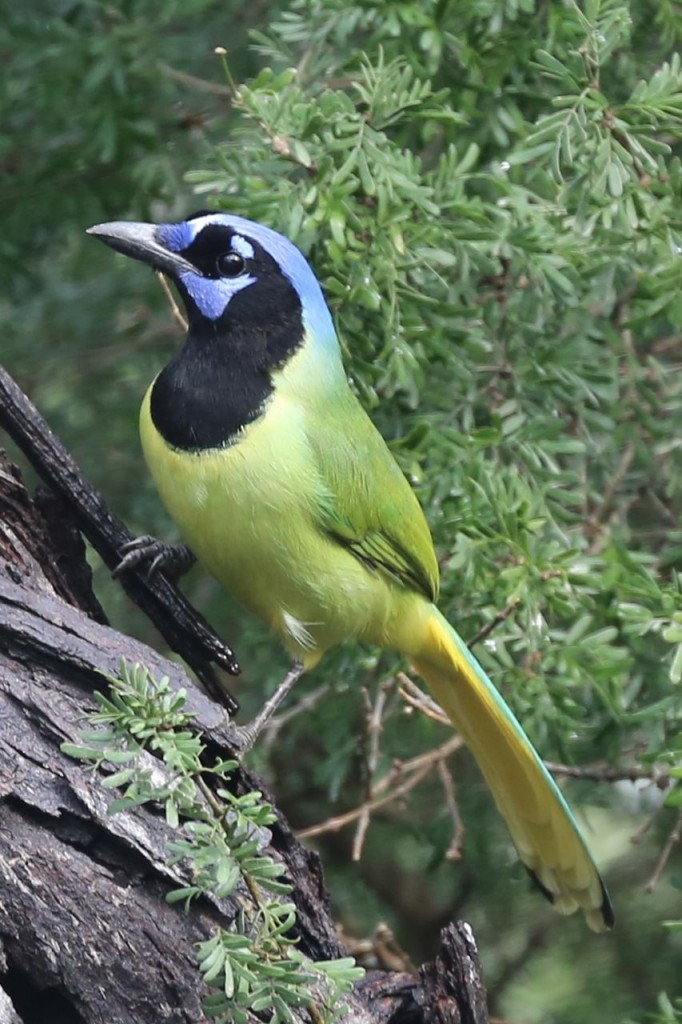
[88,212,613,931]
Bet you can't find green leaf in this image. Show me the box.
[669,644,682,684]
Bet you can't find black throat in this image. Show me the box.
[149,274,304,451]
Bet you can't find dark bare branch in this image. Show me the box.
[0,363,240,709]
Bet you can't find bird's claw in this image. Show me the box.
[113,535,196,581]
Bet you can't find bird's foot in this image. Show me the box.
[113,535,196,581]
[232,661,305,753]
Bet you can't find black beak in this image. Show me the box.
[86,221,195,277]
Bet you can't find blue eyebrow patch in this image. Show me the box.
[179,271,255,320]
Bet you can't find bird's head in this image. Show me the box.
[87,212,336,347]
[87,212,343,448]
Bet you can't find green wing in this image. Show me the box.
[308,391,439,603]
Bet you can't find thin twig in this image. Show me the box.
[372,923,417,974]
[351,805,372,862]
[437,759,464,861]
[545,761,671,789]
[261,683,331,749]
[588,440,636,552]
[368,682,391,774]
[645,808,682,894]
[353,687,375,861]
[397,670,669,798]
[631,808,662,845]
[297,734,462,840]
[651,333,682,356]
[157,60,232,96]
[352,679,395,860]
[467,598,521,648]
[156,273,188,330]
[397,673,449,724]
[645,487,677,528]
[196,774,265,911]
[298,763,434,840]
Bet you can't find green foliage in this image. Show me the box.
[626,992,682,1024]
[5,0,682,1019]
[63,661,363,1024]
[1,0,217,242]
[190,0,682,788]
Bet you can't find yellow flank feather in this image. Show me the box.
[412,609,610,932]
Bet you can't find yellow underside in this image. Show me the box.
[139,364,433,668]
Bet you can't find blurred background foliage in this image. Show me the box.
[3,0,682,1020]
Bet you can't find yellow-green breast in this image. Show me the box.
[140,339,436,666]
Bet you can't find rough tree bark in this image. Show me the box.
[0,367,488,1024]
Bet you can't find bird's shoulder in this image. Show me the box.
[306,389,439,602]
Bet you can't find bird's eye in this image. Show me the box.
[216,251,246,278]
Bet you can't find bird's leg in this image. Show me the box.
[234,661,305,753]
[113,535,196,581]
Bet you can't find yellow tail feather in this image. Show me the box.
[412,609,613,932]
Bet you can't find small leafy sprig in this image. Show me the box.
[63,661,363,1024]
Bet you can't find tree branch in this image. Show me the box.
[297,734,463,841]
[646,808,682,895]
[0,364,240,711]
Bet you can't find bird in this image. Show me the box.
[87,211,614,931]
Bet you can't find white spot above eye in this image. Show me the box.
[232,235,255,260]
